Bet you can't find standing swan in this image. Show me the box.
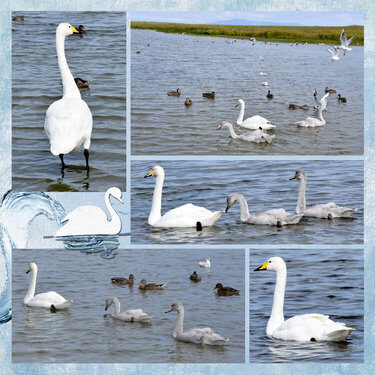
[235,99,276,130]
[165,302,229,345]
[45,23,93,170]
[105,297,151,322]
[24,263,73,310]
[225,193,303,227]
[254,257,355,342]
[289,170,356,219]
[144,166,225,228]
[55,187,123,236]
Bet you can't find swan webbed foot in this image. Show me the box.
[84,149,90,170]
[50,304,57,313]
[196,222,203,231]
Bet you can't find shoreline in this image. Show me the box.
[131,21,364,45]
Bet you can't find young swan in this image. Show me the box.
[254,256,355,342]
[105,297,151,322]
[289,169,356,219]
[165,302,229,345]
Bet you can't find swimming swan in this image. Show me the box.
[197,258,211,268]
[235,99,276,130]
[24,262,73,310]
[55,187,123,237]
[254,256,355,341]
[144,165,225,228]
[105,296,151,322]
[289,169,356,219]
[217,121,274,144]
[225,193,302,227]
[44,23,93,170]
[296,100,328,127]
[165,302,229,345]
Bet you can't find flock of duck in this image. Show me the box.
[23,259,239,345]
[145,165,356,229]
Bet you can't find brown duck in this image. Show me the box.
[338,94,347,103]
[185,98,193,106]
[111,274,135,285]
[167,88,181,96]
[138,279,166,290]
[325,87,336,94]
[74,77,90,88]
[214,283,240,296]
[202,91,215,99]
[190,271,202,282]
[288,104,308,110]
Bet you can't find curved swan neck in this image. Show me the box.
[105,190,121,226]
[24,267,37,303]
[174,306,184,335]
[112,297,121,315]
[148,171,164,225]
[267,265,286,336]
[234,193,251,221]
[236,101,245,125]
[56,30,81,98]
[226,123,239,139]
[296,176,307,214]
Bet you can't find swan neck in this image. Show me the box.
[296,176,307,214]
[56,31,81,98]
[318,106,325,122]
[267,266,286,336]
[236,194,251,221]
[174,306,184,335]
[24,267,37,304]
[105,190,121,226]
[236,102,245,125]
[148,172,164,225]
[113,297,121,316]
[227,124,239,139]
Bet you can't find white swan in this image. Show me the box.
[24,263,73,310]
[217,121,274,144]
[235,99,276,130]
[197,258,211,268]
[290,169,356,219]
[44,23,93,170]
[55,187,123,237]
[254,256,355,342]
[165,302,229,345]
[105,297,151,322]
[327,46,340,61]
[339,28,356,55]
[295,99,327,127]
[144,165,225,228]
[225,193,302,227]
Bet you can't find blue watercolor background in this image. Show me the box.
[0,0,372,374]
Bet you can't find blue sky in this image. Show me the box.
[131,11,364,26]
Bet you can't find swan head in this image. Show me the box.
[108,187,123,203]
[165,302,183,313]
[144,165,164,179]
[225,194,241,213]
[235,99,244,108]
[105,297,115,311]
[289,169,306,181]
[26,262,37,274]
[254,256,286,273]
[217,121,231,130]
[57,23,79,37]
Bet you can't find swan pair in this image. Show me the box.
[254,256,355,342]
[45,23,93,170]
[165,302,229,345]
[217,121,274,144]
[105,297,151,322]
[24,263,72,310]
[55,187,123,237]
[290,169,356,219]
[235,99,276,130]
[144,165,225,228]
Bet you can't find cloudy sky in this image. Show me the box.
[131,11,364,26]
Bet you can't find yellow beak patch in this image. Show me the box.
[71,26,79,33]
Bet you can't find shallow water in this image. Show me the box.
[12,11,126,192]
[131,160,363,244]
[12,248,245,363]
[131,29,363,155]
[250,248,363,362]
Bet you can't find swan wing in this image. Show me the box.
[26,291,69,308]
[176,329,205,344]
[117,309,151,322]
[305,203,355,218]
[240,116,276,130]
[45,97,92,155]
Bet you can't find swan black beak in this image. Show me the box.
[26,269,30,274]
[254,261,269,272]
[165,308,172,313]
[289,175,296,180]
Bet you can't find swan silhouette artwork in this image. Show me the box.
[55,187,123,237]
[144,165,225,228]
[24,263,73,310]
[254,257,355,341]
[44,23,93,170]
[225,193,302,227]
[235,99,276,130]
[289,169,356,219]
[105,297,151,322]
[165,302,229,345]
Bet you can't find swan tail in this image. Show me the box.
[285,214,304,225]
[201,211,225,226]
[326,327,355,341]
[54,300,73,310]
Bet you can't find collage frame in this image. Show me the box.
[0,1,373,374]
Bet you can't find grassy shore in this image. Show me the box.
[131,21,364,45]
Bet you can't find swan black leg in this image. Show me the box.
[84,149,89,170]
[59,154,65,169]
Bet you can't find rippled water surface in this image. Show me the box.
[250,248,363,362]
[13,248,244,363]
[12,12,126,192]
[131,29,363,155]
[131,160,363,244]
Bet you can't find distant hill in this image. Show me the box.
[213,18,304,26]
